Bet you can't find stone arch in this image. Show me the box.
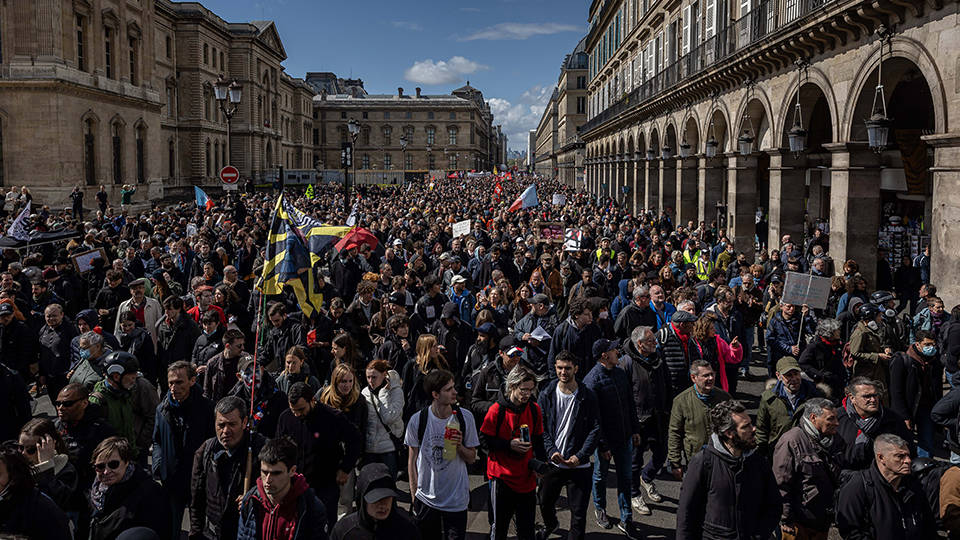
[774,67,840,144]
[649,127,661,155]
[636,130,647,160]
[843,37,946,142]
[732,85,774,151]
[778,80,834,152]
[681,112,701,154]
[703,103,731,154]
[664,122,679,155]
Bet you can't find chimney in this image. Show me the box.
[398,87,404,97]
[416,87,422,98]
[320,89,327,101]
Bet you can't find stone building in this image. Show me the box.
[311,82,501,178]
[533,38,589,186]
[534,88,559,177]
[579,0,960,305]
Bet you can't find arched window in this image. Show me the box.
[205,140,211,177]
[135,123,145,184]
[168,139,175,179]
[84,118,97,186]
[112,122,123,185]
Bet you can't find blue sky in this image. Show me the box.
[196,0,587,151]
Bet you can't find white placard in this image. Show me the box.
[552,193,567,206]
[564,228,582,252]
[452,219,471,238]
[782,271,833,309]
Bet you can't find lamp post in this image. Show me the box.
[399,134,408,184]
[866,26,894,153]
[344,118,360,215]
[214,75,242,176]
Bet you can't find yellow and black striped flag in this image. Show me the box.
[259,196,350,317]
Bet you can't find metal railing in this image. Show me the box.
[582,0,838,135]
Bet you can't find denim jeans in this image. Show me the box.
[915,409,936,458]
[593,439,633,524]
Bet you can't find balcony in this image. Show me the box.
[582,0,861,135]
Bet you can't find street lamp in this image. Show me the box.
[661,145,673,160]
[866,26,894,153]
[344,118,361,215]
[788,59,809,158]
[679,139,692,158]
[214,75,242,179]
[399,134,408,182]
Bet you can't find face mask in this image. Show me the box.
[884,309,896,318]
[867,321,879,331]
[922,345,937,357]
[80,348,92,361]
[599,311,609,320]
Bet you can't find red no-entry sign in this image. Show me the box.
[220,165,239,184]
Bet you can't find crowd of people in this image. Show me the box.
[0,173,957,540]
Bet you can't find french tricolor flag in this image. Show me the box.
[508,184,538,212]
[194,186,214,210]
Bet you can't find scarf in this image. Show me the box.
[800,414,834,447]
[844,396,881,445]
[672,322,690,357]
[90,463,136,512]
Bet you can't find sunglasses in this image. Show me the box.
[94,459,122,472]
[6,443,37,455]
[54,399,80,408]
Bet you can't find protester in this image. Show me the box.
[756,356,822,455]
[0,442,72,539]
[667,360,732,478]
[330,462,420,540]
[361,359,404,479]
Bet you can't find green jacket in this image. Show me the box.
[667,385,731,467]
[756,380,821,455]
[849,322,889,390]
[89,379,137,454]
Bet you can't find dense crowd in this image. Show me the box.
[0,174,955,540]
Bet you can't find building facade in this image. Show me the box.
[534,88,558,177]
[532,38,589,185]
[311,83,500,178]
[578,0,960,306]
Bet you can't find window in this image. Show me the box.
[361,127,370,146]
[428,154,436,169]
[426,127,435,145]
[135,125,145,183]
[449,112,456,120]
[577,76,586,89]
[168,140,175,178]
[361,154,370,169]
[219,51,224,68]
[312,110,318,119]
[203,43,208,64]
[204,91,211,121]
[406,111,412,119]
[577,96,586,114]
[427,111,434,120]
[211,47,216,68]
[76,16,86,71]
[384,111,390,120]
[84,119,96,186]
[166,87,174,118]
[128,38,138,86]
[339,127,347,143]
[470,128,475,144]
[405,153,413,170]
[362,111,368,119]
[383,126,392,146]
[313,128,319,146]
[384,154,392,169]
[448,155,457,169]
[404,126,414,143]
[448,127,457,145]
[112,123,123,185]
[470,112,475,120]
[340,111,347,119]
[165,35,171,58]
[214,141,220,174]
[104,28,113,79]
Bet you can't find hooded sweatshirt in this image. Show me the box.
[254,473,309,540]
[330,463,419,540]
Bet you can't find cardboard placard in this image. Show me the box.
[534,222,565,243]
[552,193,567,206]
[452,219,471,238]
[564,228,582,251]
[71,248,107,274]
[782,271,833,309]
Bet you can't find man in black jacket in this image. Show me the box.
[838,377,913,471]
[276,381,362,529]
[613,286,656,341]
[257,302,306,374]
[888,330,941,458]
[620,325,672,515]
[676,400,782,540]
[513,293,559,376]
[330,462,419,540]
[156,296,201,389]
[537,351,601,540]
[189,396,266,540]
[836,433,936,539]
[39,303,78,400]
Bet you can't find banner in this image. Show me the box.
[782,271,833,309]
[452,219,471,238]
[564,228,582,251]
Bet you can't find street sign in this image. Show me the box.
[220,165,239,190]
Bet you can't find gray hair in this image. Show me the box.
[215,396,247,417]
[79,330,103,347]
[815,318,841,338]
[677,300,696,312]
[874,433,909,454]
[804,397,836,418]
[631,326,654,346]
[689,359,713,376]
[633,286,650,302]
[504,364,537,394]
[846,376,883,398]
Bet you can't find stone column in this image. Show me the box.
[807,168,824,221]
[698,156,725,225]
[727,153,758,254]
[767,150,807,247]
[660,157,677,214]
[677,156,699,226]
[922,134,960,308]
[645,159,660,212]
[614,158,623,201]
[633,158,643,215]
[824,142,882,287]
[623,158,633,210]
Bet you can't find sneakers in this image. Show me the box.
[639,478,663,503]
[595,508,612,529]
[631,495,651,515]
[535,524,557,540]
[618,520,644,539]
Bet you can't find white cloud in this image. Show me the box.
[488,85,555,150]
[459,22,582,41]
[403,56,489,85]
[391,21,423,31]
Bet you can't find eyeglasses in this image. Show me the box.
[858,393,880,401]
[54,399,80,408]
[94,459,122,472]
[4,442,37,455]
[517,386,535,394]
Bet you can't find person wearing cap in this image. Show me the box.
[448,274,475,326]
[467,335,529,423]
[329,462,418,539]
[667,360,731,480]
[513,292,558,376]
[114,277,163,348]
[756,356,823,456]
[460,322,499,398]
[88,351,141,456]
[583,337,642,537]
[415,275,447,326]
[236,436,329,540]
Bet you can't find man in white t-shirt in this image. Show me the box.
[405,368,479,540]
[537,350,602,540]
